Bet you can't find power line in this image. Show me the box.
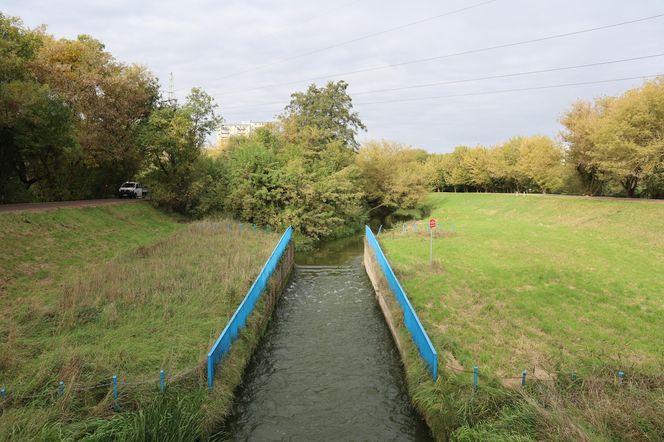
[351,53,664,96]
[219,53,664,111]
[218,0,498,81]
[222,74,661,116]
[216,13,664,96]
[356,74,661,106]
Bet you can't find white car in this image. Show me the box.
[118,181,147,199]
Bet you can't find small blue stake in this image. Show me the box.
[160,369,165,393]
[239,223,243,232]
[413,222,417,233]
[252,224,256,232]
[618,371,624,383]
[59,381,64,397]
[521,370,527,386]
[402,223,406,234]
[112,375,118,402]
[473,366,479,390]
[0,388,5,399]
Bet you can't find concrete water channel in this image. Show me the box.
[222,236,432,441]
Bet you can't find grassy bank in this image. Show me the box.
[379,193,664,441]
[0,204,285,440]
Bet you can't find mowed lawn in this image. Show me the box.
[380,193,664,379]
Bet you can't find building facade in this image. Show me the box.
[218,121,270,140]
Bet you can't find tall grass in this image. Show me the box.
[0,206,286,440]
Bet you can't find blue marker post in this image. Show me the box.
[160,369,165,393]
[252,224,256,232]
[413,222,417,233]
[0,387,5,399]
[402,223,406,235]
[112,375,118,403]
[59,380,64,397]
[473,366,479,390]
[239,223,243,233]
[521,370,527,386]
[618,370,624,384]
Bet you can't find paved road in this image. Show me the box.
[0,198,144,214]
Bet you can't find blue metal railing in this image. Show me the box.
[365,225,438,380]
[207,226,293,390]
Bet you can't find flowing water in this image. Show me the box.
[222,236,432,441]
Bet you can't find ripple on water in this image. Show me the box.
[222,258,432,441]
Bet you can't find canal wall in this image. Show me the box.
[363,237,441,440]
[205,232,295,429]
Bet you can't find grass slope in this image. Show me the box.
[0,204,283,440]
[380,193,664,441]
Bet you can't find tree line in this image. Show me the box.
[2,14,662,244]
[424,77,664,198]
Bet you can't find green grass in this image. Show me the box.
[380,193,664,441]
[0,204,285,440]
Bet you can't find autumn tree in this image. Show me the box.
[0,15,77,201]
[590,78,664,197]
[355,140,428,216]
[31,33,158,196]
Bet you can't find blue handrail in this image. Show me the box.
[365,225,438,380]
[207,226,293,390]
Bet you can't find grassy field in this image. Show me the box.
[380,193,664,441]
[0,204,283,440]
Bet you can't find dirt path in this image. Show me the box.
[0,198,145,214]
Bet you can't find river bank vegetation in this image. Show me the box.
[380,193,664,441]
[0,204,284,440]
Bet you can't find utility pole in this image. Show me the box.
[167,72,176,105]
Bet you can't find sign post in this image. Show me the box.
[429,218,436,264]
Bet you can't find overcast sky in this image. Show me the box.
[3,0,663,152]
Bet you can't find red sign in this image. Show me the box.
[429,218,436,229]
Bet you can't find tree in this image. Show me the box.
[280,80,366,150]
[561,100,608,195]
[515,136,564,193]
[0,15,78,201]
[355,140,427,215]
[590,78,664,197]
[31,33,159,196]
[142,88,221,213]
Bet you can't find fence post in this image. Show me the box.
[473,366,479,390]
[112,375,118,403]
[521,370,527,386]
[160,369,165,393]
[58,380,64,397]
